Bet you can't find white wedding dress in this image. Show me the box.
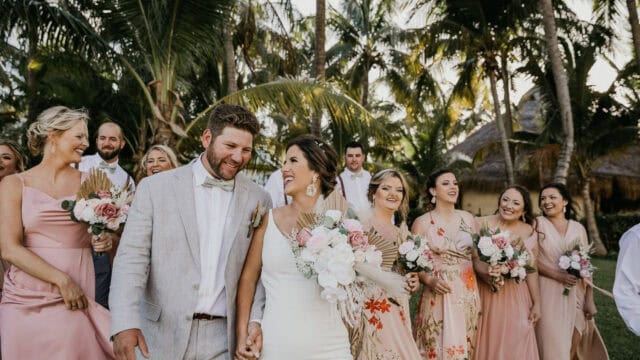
[260,211,352,359]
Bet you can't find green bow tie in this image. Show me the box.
[202,176,234,192]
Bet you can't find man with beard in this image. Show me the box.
[78,122,135,309]
[337,141,371,216]
[109,104,270,360]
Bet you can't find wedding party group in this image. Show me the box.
[0,103,614,360]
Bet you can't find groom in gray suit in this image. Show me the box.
[109,104,271,360]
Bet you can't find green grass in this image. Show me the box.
[408,258,639,359]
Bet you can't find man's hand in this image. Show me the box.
[113,328,150,360]
[235,322,262,360]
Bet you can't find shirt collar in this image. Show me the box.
[95,153,119,167]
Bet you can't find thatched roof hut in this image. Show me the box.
[449,89,640,213]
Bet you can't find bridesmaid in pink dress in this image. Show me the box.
[535,183,608,360]
[412,169,480,360]
[0,106,114,359]
[473,186,541,360]
[356,169,421,360]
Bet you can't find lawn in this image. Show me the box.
[409,258,639,359]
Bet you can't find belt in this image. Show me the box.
[192,313,225,321]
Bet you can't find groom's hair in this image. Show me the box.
[207,104,260,139]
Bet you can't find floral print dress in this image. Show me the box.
[414,214,480,360]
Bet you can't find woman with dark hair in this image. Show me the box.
[236,135,352,359]
[473,185,541,359]
[535,183,608,359]
[354,169,421,360]
[0,139,25,182]
[411,169,480,360]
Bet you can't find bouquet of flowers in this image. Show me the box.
[290,209,404,325]
[61,169,133,255]
[472,227,535,292]
[558,241,595,295]
[397,234,434,273]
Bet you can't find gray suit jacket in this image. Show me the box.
[109,163,270,359]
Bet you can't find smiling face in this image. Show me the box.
[201,126,253,180]
[498,188,526,222]
[96,123,125,161]
[282,145,317,197]
[430,172,458,205]
[51,121,89,164]
[145,149,175,176]
[372,175,404,213]
[0,144,18,181]
[344,146,364,172]
[539,187,568,218]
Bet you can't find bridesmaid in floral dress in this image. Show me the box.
[411,169,480,360]
[356,169,421,360]
[473,185,541,360]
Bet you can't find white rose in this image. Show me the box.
[353,249,366,263]
[504,245,514,259]
[328,231,348,247]
[398,241,415,255]
[489,251,502,264]
[324,210,342,224]
[477,236,494,254]
[364,247,383,267]
[570,254,581,262]
[570,261,581,270]
[518,267,527,280]
[480,243,499,257]
[318,270,338,289]
[321,287,347,303]
[416,256,431,269]
[558,256,571,270]
[406,249,420,262]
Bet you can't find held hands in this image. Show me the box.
[91,233,114,253]
[113,328,150,360]
[405,272,420,293]
[236,322,263,360]
[55,274,87,310]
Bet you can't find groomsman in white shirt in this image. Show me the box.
[78,122,135,309]
[336,141,371,215]
[263,168,291,208]
[614,223,640,336]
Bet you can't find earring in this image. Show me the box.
[563,206,567,213]
[306,175,318,197]
[520,214,525,222]
[431,195,436,204]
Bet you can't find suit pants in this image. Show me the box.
[93,251,111,309]
[183,318,228,360]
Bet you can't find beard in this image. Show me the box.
[205,147,245,180]
[98,146,121,161]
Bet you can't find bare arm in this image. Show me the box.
[411,215,451,294]
[236,211,268,358]
[0,175,87,310]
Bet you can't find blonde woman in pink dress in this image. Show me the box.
[355,169,421,360]
[535,183,608,360]
[411,169,480,360]
[473,185,541,360]
[0,107,114,359]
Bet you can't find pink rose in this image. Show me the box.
[95,202,120,219]
[296,228,313,247]
[341,219,363,233]
[507,259,518,270]
[95,190,112,199]
[579,258,590,269]
[348,231,368,249]
[422,248,434,260]
[492,234,508,249]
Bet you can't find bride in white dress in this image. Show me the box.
[236,135,352,360]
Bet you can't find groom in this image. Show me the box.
[109,104,271,360]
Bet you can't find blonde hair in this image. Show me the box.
[140,144,179,174]
[0,139,26,172]
[27,106,89,155]
[368,169,410,222]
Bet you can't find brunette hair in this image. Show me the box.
[497,185,534,225]
[539,182,576,220]
[344,141,365,154]
[207,104,260,139]
[27,106,89,155]
[0,139,26,172]
[368,168,409,222]
[286,135,338,196]
[425,168,458,210]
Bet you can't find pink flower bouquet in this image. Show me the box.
[558,242,594,295]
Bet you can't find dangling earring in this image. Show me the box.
[49,143,56,154]
[306,175,318,197]
[563,206,567,214]
[430,193,436,204]
[520,213,526,222]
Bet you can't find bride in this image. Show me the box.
[236,134,352,360]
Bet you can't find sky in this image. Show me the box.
[290,0,632,104]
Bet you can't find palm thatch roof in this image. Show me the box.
[449,88,640,208]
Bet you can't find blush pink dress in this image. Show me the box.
[0,174,114,359]
[473,232,540,360]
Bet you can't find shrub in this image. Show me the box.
[594,213,640,252]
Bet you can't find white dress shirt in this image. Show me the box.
[614,223,640,336]
[78,153,136,191]
[192,156,233,316]
[337,168,371,214]
[263,169,291,208]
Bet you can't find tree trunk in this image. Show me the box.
[362,65,369,108]
[223,20,238,94]
[488,69,515,185]
[26,11,38,124]
[581,178,607,256]
[151,81,175,147]
[539,0,574,184]
[311,0,326,136]
[500,50,514,138]
[627,0,640,71]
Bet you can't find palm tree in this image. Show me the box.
[539,0,574,184]
[593,0,640,71]
[312,0,326,135]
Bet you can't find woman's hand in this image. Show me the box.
[425,273,452,295]
[529,301,541,323]
[91,233,114,253]
[583,299,597,320]
[235,322,262,360]
[556,271,578,288]
[405,272,420,293]
[55,274,87,310]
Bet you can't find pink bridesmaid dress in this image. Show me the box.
[473,232,540,360]
[0,174,114,359]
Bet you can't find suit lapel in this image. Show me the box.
[223,175,250,261]
[173,165,201,268]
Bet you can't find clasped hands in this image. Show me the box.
[236,322,263,360]
[91,232,115,253]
